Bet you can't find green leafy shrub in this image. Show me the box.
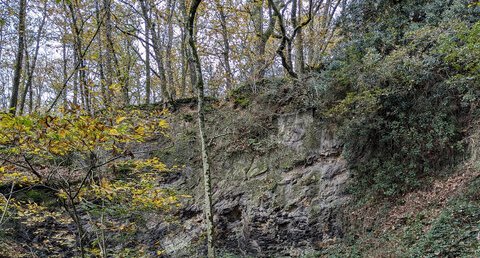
[320,0,479,197]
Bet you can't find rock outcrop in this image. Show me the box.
[141,109,350,257]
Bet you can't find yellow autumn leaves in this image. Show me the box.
[0,108,179,257]
[0,108,174,214]
[77,173,178,210]
[0,108,169,158]
[0,166,39,186]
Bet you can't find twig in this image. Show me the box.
[23,155,42,180]
[0,156,30,170]
[0,182,15,228]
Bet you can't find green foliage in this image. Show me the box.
[325,88,385,120]
[228,86,251,108]
[409,199,480,257]
[289,1,480,256]
[398,178,480,257]
[320,0,479,197]
[234,96,250,109]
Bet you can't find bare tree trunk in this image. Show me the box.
[187,1,215,257]
[121,37,133,104]
[73,53,79,107]
[269,0,317,78]
[179,0,197,96]
[152,17,171,103]
[187,46,197,96]
[20,2,47,115]
[29,69,34,112]
[140,0,171,103]
[95,0,107,106]
[216,1,233,91]
[180,25,187,97]
[251,0,275,81]
[295,0,305,74]
[252,0,265,80]
[145,17,151,104]
[35,65,43,112]
[269,0,297,78]
[9,0,27,115]
[62,37,68,109]
[166,0,176,99]
[0,23,4,64]
[306,13,315,66]
[286,39,294,74]
[67,2,90,112]
[179,0,188,97]
[139,0,152,104]
[103,0,125,104]
[103,0,114,102]
[103,0,128,106]
[21,44,30,113]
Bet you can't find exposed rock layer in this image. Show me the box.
[142,110,350,257]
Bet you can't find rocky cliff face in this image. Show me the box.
[139,108,351,257]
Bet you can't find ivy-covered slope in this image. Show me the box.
[311,0,480,256]
[316,0,479,197]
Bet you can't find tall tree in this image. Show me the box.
[165,0,176,98]
[9,0,27,115]
[294,0,305,74]
[215,0,233,90]
[269,0,321,78]
[180,0,197,97]
[95,0,108,106]
[187,0,215,257]
[103,0,122,105]
[144,8,151,104]
[179,0,188,97]
[250,0,275,81]
[140,0,171,103]
[67,1,91,112]
[20,1,48,115]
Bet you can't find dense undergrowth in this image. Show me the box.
[305,0,480,256]
[316,0,479,197]
[317,167,480,257]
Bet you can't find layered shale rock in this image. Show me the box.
[139,109,351,257]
